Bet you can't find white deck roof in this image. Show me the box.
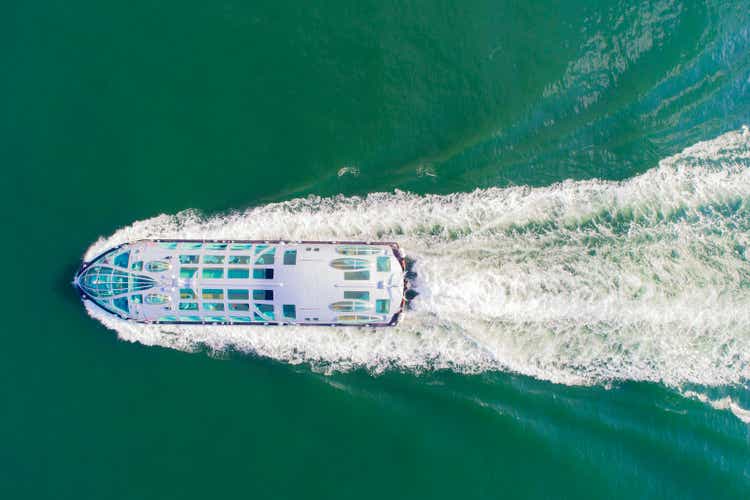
[76,240,405,326]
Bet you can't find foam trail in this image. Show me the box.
[681,391,750,424]
[85,127,750,390]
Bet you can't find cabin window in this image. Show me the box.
[253,290,274,301]
[180,267,197,279]
[229,256,251,264]
[229,303,250,311]
[228,268,250,279]
[179,302,198,310]
[145,294,170,305]
[336,246,381,255]
[131,261,143,271]
[254,245,268,254]
[180,288,196,299]
[114,251,130,268]
[283,250,297,265]
[282,304,296,319]
[180,242,202,250]
[331,258,370,270]
[344,291,370,301]
[344,270,370,280]
[158,242,178,249]
[113,297,129,313]
[255,303,275,320]
[375,299,390,313]
[179,315,202,322]
[253,268,274,279]
[376,256,391,272]
[131,294,143,304]
[228,289,249,300]
[205,316,226,322]
[204,303,225,311]
[205,243,227,250]
[203,255,225,264]
[158,315,178,322]
[202,268,224,279]
[255,249,275,265]
[329,300,370,312]
[146,261,171,272]
[202,289,223,300]
[230,243,253,250]
[179,255,199,264]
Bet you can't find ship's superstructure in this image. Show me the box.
[75,240,406,326]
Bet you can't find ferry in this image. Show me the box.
[75,240,407,326]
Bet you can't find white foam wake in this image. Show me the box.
[681,390,750,424]
[84,127,750,389]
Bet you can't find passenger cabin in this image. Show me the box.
[75,240,406,326]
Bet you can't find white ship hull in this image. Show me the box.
[75,240,407,327]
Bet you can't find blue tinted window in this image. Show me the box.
[283,304,296,319]
[113,297,129,313]
[229,303,249,311]
[331,258,369,270]
[283,250,297,265]
[228,289,249,300]
[255,250,275,265]
[203,255,225,264]
[344,270,370,280]
[344,291,370,301]
[376,256,391,272]
[179,302,198,310]
[204,303,225,311]
[180,268,197,279]
[202,289,223,299]
[375,299,390,313]
[202,268,224,279]
[336,246,381,255]
[253,268,274,279]
[230,243,253,250]
[255,303,275,320]
[179,255,199,264]
[228,268,249,279]
[205,243,227,250]
[114,251,130,268]
[229,256,251,264]
[146,261,171,272]
[145,294,170,304]
[253,290,273,301]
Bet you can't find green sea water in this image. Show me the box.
[3,1,750,498]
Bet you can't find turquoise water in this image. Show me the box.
[3,1,750,498]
